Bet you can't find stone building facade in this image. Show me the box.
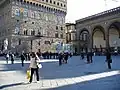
[65,23,77,53]
[75,6,120,54]
[0,0,67,53]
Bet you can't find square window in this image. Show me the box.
[56,26,58,30]
[55,33,58,38]
[61,27,63,30]
[60,33,63,38]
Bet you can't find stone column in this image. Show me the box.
[87,26,92,53]
[88,34,93,52]
[104,26,109,50]
[8,37,12,50]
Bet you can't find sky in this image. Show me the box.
[66,0,120,23]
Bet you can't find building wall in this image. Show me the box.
[75,7,120,53]
[65,23,77,53]
[0,0,12,50]
[0,0,67,53]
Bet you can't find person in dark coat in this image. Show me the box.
[89,52,93,63]
[58,52,63,66]
[86,52,90,63]
[28,53,31,61]
[21,53,25,67]
[81,52,84,60]
[106,49,112,69]
[11,53,14,64]
[64,52,69,64]
[69,53,72,58]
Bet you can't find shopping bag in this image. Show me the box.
[26,70,31,80]
[37,63,42,68]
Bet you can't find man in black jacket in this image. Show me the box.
[21,53,25,67]
[106,49,112,69]
[58,52,63,66]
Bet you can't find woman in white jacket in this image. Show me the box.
[29,52,40,83]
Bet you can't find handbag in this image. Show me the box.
[26,70,31,80]
[37,63,42,68]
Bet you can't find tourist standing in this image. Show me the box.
[29,52,39,83]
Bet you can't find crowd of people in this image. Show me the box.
[3,51,72,83]
[1,49,113,84]
[3,51,72,65]
[81,50,112,69]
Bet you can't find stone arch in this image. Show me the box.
[92,25,105,52]
[79,28,90,53]
[108,21,120,51]
[79,28,89,35]
[79,28,90,41]
[108,21,120,38]
[92,25,105,40]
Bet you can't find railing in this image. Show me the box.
[76,6,120,24]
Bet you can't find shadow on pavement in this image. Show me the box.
[41,74,120,90]
[0,63,30,73]
[1,56,120,81]
[0,82,23,89]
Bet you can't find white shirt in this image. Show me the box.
[29,57,38,68]
[6,54,9,58]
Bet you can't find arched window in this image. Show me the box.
[60,33,63,38]
[27,1,29,4]
[39,4,41,7]
[55,32,58,38]
[31,30,35,35]
[37,29,41,36]
[23,0,26,3]
[50,0,52,3]
[46,7,48,11]
[20,0,23,2]
[80,31,88,41]
[56,26,58,30]
[57,2,59,6]
[30,2,32,5]
[61,3,63,7]
[36,4,38,7]
[53,1,56,4]
[24,30,28,35]
[61,27,63,30]
[33,3,35,6]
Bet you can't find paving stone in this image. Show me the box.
[0,56,120,90]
